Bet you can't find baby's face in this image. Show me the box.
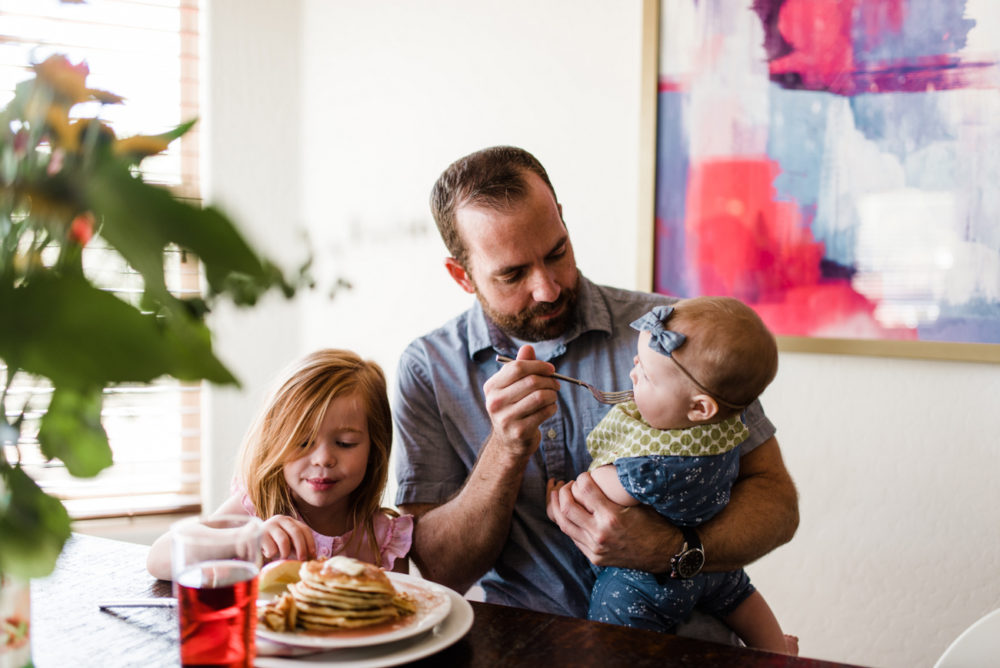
[630,330,696,430]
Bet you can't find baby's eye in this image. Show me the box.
[336,440,359,448]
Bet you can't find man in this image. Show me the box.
[392,146,798,632]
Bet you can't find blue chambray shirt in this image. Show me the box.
[392,275,775,619]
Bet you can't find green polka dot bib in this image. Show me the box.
[587,401,749,470]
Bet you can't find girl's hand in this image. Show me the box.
[260,515,316,562]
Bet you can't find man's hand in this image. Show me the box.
[402,346,561,592]
[547,437,800,573]
[483,345,559,459]
[546,471,679,571]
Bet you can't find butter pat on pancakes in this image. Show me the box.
[258,556,415,632]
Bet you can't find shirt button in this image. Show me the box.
[547,428,557,439]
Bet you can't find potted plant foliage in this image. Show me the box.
[0,55,305,659]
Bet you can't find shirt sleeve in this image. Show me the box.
[373,513,414,571]
[739,398,776,456]
[229,478,259,518]
[392,344,469,506]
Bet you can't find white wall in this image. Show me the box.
[203,2,1000,666]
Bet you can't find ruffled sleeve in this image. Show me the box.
[372,512,414,571]
[230,478,259,518]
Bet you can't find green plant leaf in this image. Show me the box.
[0,464,71,579]
[38,386,112,478]
[85,159,292,307]
[0,273,238,388]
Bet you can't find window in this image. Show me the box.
[0,0,202,519]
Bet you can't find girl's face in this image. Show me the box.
[283,392,370,522]
[629,330,695,430]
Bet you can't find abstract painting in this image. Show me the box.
[653,0,1000,355]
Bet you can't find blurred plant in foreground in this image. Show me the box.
[0,55,308,578]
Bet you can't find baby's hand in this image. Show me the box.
[260,515,316,562]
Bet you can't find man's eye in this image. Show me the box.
[498,270,523,284]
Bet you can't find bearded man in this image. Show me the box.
[392,146,798,641]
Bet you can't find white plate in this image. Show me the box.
[256,572,453,650]
[254,583,474,668]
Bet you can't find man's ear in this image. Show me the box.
[687,394,719,422]
[444,257,476,294]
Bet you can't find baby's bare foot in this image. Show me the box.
[784,634,800,656]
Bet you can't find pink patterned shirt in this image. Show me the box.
[237,490,412,570]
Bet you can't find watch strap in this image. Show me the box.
[679,525,702,552]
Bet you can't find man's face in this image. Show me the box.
[451,172,580,342]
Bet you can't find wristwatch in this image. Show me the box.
[669,526,705,579]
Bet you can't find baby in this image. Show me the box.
[548,296,796,654]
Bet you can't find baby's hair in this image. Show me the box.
[669,297,778,415]
[236,348,393,559]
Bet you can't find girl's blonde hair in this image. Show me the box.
[236,348,394,560]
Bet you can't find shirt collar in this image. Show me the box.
[465,274,612,361]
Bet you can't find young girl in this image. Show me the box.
[147,349,412,580]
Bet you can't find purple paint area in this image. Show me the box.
[841,57,1000,95]
[751,0,794,61]
[653,89,690,296]
[855,0,976,63]
[917,302,1000,344]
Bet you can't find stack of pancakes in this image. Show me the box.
[259,556,415,632]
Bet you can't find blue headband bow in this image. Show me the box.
[629,304,746,410]
[630,305,686,357]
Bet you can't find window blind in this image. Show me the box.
[0,0,203,519]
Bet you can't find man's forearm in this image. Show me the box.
[401,436,531,593]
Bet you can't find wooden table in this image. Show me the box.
[31,534,865,667]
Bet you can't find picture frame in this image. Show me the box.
[639,0,1000,363]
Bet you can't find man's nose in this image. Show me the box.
[529,268,561,303]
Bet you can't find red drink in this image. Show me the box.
[176,560,259,668]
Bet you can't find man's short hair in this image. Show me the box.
[430,146,558,269]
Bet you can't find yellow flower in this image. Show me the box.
[45,112,115,154]
[33,55,90,104]
[32,54,124,106]
[112,134,171,159]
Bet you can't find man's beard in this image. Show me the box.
[477,283,579,342]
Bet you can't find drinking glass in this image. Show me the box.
[171,514,263,668]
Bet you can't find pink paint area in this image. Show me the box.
[683,158,917,340]
[768,0,856,89]
[684,158,823,300]
[659,77,687,93]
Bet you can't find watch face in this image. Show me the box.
[676,549,705,579]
